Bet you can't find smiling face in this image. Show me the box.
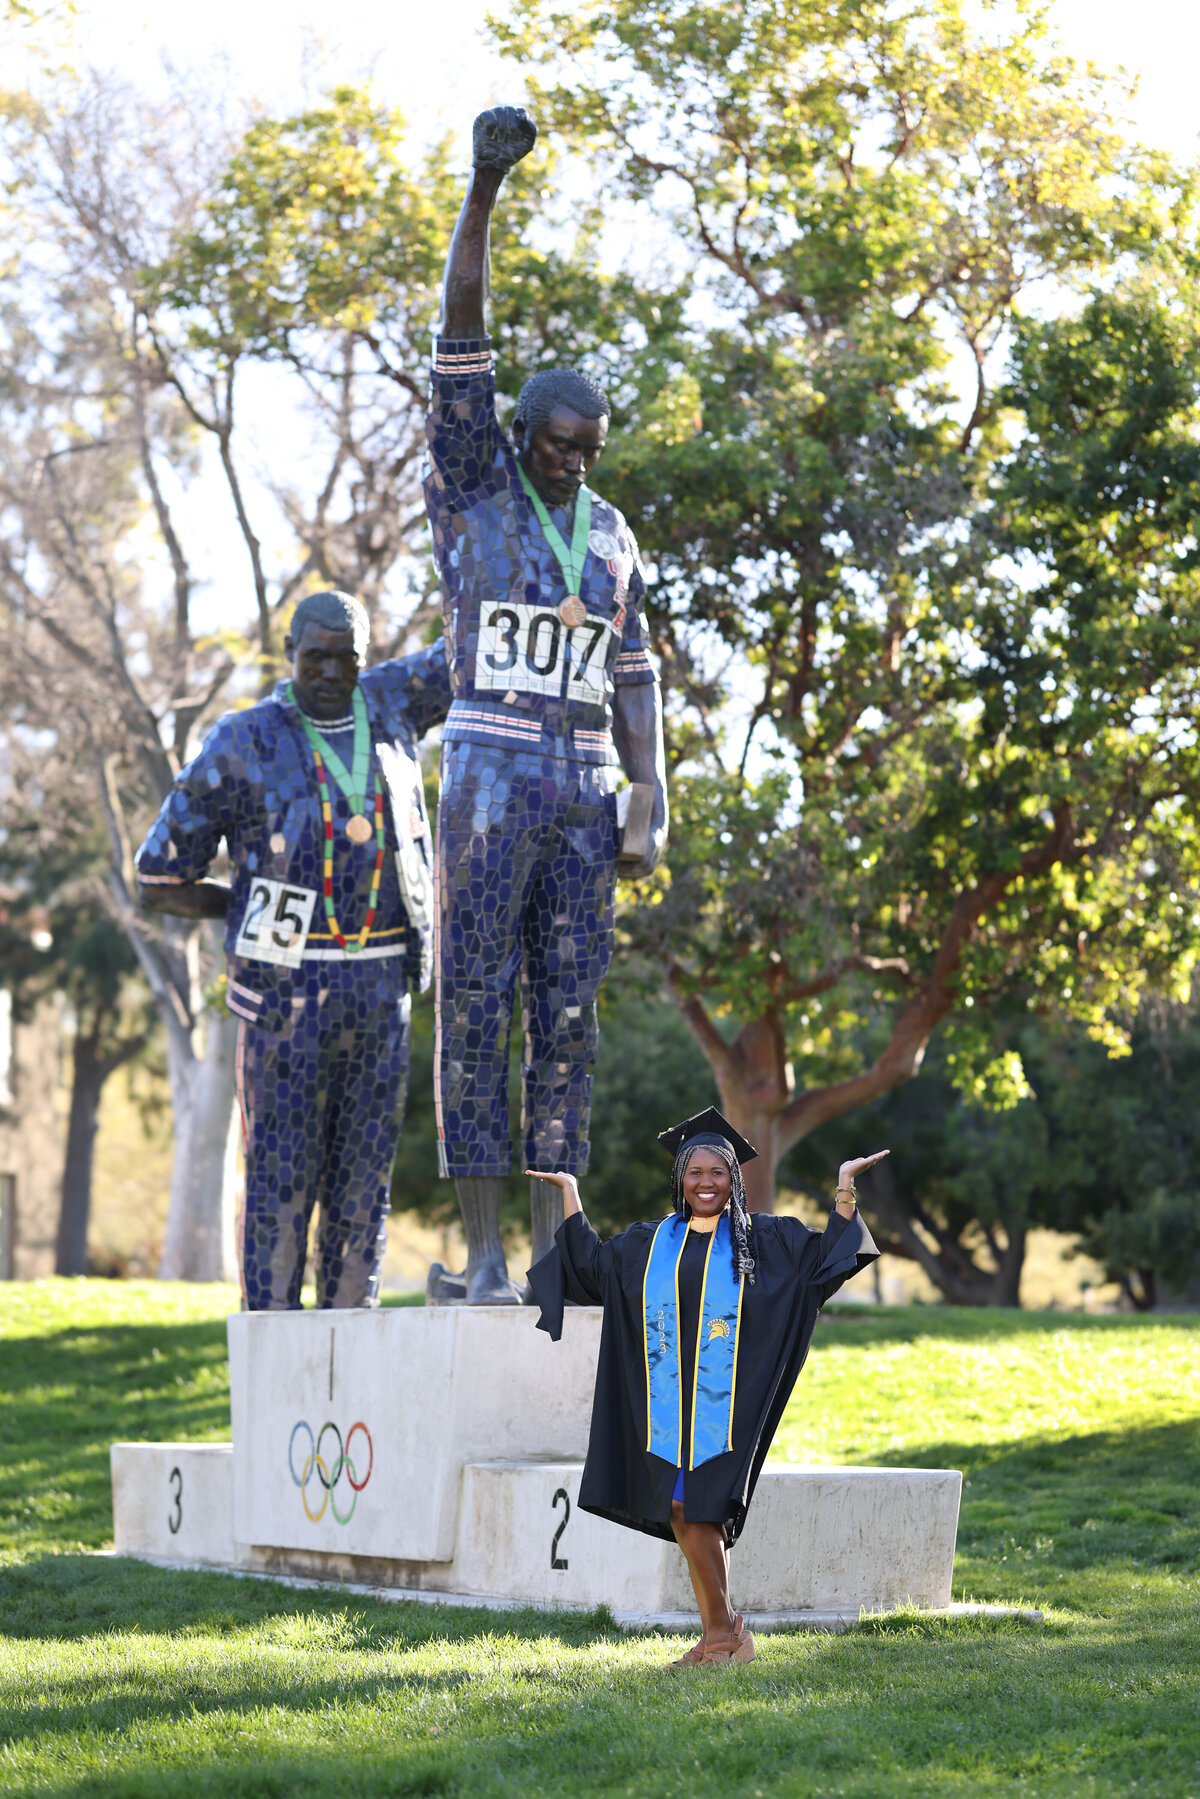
[286,622,361,721]
[681,1148,733,1219]
[519,404,608,508]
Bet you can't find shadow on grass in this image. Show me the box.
[0,1554,1082,1796]
[873,1416,1200,1597]
[0,1757,459,1799]
[0,1555,634,1779]
[0,1319,233,1552]
[0,1552,625,1648]
[4,1550,1200,1799]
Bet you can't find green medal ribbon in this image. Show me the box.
[291,683,374,815]
[517,465,593,600]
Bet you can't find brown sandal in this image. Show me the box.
[665,1634,707,1669]
[698,1613,756,1665]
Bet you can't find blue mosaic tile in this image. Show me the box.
[434,741,617,1177]
[425,337,655,1178]
[424,335,656,768]
[135,650,450,1308]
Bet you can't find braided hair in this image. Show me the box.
[670,1141,757,1287]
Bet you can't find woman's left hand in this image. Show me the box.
[525,1168,582,1219]
[838,1149,889,1187]
[835,1149,889,1216]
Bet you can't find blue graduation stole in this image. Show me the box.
[641,1213,744,1470]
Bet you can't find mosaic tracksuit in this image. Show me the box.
[424,336,658,1177]
[135,650,451,1308]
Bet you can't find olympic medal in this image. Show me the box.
[345,813,373,845]
[558,595,587,628]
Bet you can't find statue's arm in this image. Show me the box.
[134,725,235,920]
[376,640,453,739]
[611,680,669,878]
[439,107,537,340]
[138,880,229,920]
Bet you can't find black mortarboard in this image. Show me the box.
[657,1106,759,1166]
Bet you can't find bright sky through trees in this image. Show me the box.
[19,0,1198,645]
[64,0,1200,161]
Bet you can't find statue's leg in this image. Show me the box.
[528,1176,561,1267]
[238,977,323,1310]
[450,1175,516,1304]
[520,761,617,1294]
[432,743,542,1304]
[314,971,411,1309]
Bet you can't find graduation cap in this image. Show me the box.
[657,1106,759,1166]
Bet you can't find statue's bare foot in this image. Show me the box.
[466,1254,521,1305]
[426,1262,467,1305]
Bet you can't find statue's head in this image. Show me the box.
[284,590,370,720]
[513,368,610,508]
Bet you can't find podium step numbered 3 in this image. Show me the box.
[109,1307,966,1626]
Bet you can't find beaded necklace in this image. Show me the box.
[310,752,385,952]
[293,684,374,842]
[291,683,385,953]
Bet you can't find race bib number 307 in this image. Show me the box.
[475,602,613,700]
[234,879,318,969]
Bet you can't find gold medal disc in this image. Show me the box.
[558,595,587,628]
[345,813,373,845]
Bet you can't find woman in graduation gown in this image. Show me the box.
[527,1107,883,1668]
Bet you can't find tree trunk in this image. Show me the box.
[713,1082,783,1213]
[116,902,239,1286]
[672,1006,793,1212]
[56,1025,105,1276]
[865,1160,1028,1305]
[56,1014,148,1276]
[158,1002,240,1282]
[1120,1267,1157,1311]
[672,985,1030,1288]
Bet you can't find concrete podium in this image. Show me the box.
[111,1306,965,1627]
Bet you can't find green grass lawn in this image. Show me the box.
[2,1282,1198,1798]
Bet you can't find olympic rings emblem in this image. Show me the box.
[288,1419,373,1525]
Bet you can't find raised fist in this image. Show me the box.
[472,106,538,173]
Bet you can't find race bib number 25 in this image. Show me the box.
[234,879,318,969]
[475,602,612,700]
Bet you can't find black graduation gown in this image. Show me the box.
[528,1205,879,1545]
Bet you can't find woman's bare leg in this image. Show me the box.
[669,1502,735,1640]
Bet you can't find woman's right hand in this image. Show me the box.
[525,1169,582,1218]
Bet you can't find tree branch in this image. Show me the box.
[775,804,1075,1146]
[665,960,740,1086]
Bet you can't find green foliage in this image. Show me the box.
[4,1283,1200,1794]
[792,1009,1200,1305]
[1020,1014,1200,1307]
[571,978,718,1234]
[144,88,450,365]
[1083,1191,1200,1309]
[0,794,149,1042]
[791,1030,1048,1232]
[147,85,667,410]
[489,0,1200,1196]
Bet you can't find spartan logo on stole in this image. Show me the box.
[707,1317,731,1341]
